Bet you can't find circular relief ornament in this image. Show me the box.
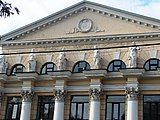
[78,18,93,33]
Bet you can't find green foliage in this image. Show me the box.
[0,0,19,17]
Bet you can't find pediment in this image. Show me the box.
[1,1,160,42]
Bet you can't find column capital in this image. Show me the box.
[21,90,34,102]
[89,88,102,101]
[53,89,65,102]
[125,87,139,101]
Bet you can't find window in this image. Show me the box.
[36,96,54,120]
[107,60,126,72]
[70,96,89,120]
[143,95,160,120]
[72,61,90,73]
[106,96,125,120]
[5,97,22,120]
[10,64,25,75]
[40,62,56,74]
[144,58,160,71]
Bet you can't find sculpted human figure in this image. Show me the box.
[0,47,8,73]
[28,49,36,72]
[128,46,139,68]
[93,46,101,69]
[59,51,66,70]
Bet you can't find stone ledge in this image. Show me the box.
[83,69,107,78]
[15,72,38,81]
[47,70,71,80]
[120,68,144,77]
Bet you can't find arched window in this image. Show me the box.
[10,64,25,75]
[107,60,126,72]
[144,58,160,71]
[40,62,57,74]
[72,61,90,73]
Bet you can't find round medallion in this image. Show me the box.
[78,19,93,33]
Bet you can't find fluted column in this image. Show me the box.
[53,89,65,120]
[125,87,139,120]
[89,88,101,120]
[20,90,34,120]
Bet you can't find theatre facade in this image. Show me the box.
[1,1,160,120]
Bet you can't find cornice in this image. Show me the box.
[1,1,160,41]
[1,32,160,47]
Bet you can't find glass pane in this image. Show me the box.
[150,65,157,70]
[114,66,120,71]
[72,96,89,102]
[151,103,157,120]
[144,103,150,120]
[144,96,160,102]
[47,68,54,72]
[77,104,82,119]
[151,60,158,64]
[47,63,53,68]
[83,103,89,119]
[71,103,76,119]
[114,61,121,65]
[120,103,125,120]
[113,104,119,120]
[44,104,49,117]
[108,63,113,72]
[79,62,85,68]
[158,103,160,120]
[106,103,112,120]
[12,104,18,119]
[107,96,125,102]
[144,62,149,70]
[42,66,46,74]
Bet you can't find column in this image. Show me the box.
[53,89,65,120]
[126,87,139,120]
[89,88,101,120]
[20,90,34,120]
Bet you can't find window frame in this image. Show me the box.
[69,95,89,120]
[143,95,160,120]
[72,61,90,73]
[36,96,55,120]
[144,58,160,71]
[40,62,57,74]
[107,60,126,72]
[5,96,22,120]
[105,95,125,120]
[10,64,25,75]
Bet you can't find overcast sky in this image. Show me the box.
[1,0,160,35]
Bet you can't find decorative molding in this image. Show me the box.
[125,87,139,101]
[53,89,65,102]
[1,1,160,41]
[89,88,101,101]
[66,18,105,34]
[2,33,160,48]
[21,90,34,102]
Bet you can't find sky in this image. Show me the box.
[1,0,160,35]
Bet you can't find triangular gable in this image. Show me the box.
[1,0,160,41]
